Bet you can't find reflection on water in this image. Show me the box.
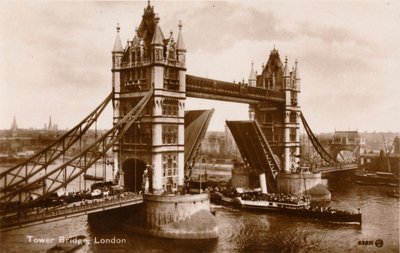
[1,181,399,253]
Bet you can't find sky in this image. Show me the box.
[0,0,399,133]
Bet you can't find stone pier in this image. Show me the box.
[277,172,331,202]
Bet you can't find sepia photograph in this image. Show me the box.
[0,0,399,252]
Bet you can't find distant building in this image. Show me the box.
[10,116,18,137]
[360,136,399,176]
[44,116,58,132]
[201,126,237,157]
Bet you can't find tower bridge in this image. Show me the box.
[0,2,357,235]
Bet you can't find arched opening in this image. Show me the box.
[335,149,356,163]
[122,159,147,193]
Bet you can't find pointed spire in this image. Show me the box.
[248,61,256,80]
[271,44,278,54]
[294,59,300,79]
[144,0,153,14]
[151,16,165,46]
[11,116,17,130]
[131,27,139,46]
[113,23,123,52]
[48,116,52,130]
[168,30,174,45]
[283,56,290,77]
[11,116,18,136]
[176,20,186,52]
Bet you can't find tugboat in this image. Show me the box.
[211,188,362,225]
[353,170,399,186]
[210,188,239,206]
[387,188,400,198]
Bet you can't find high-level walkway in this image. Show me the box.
[0,192,143,231]
[186,75,285,104]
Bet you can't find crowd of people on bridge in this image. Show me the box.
[1,181,136,216]
[1,191,140,226]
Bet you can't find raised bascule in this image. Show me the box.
[0,2,357,237]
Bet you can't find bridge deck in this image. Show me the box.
[184,110,214,174]
[0,193,143,231]
[226,121,279,191]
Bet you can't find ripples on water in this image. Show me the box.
[1,181,399,253]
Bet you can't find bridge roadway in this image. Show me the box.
[0,192,143,231]
[312,163,358,173]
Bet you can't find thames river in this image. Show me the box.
[1,180,399,253]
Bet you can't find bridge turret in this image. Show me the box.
[257,48,284,90]
[283,56,290,89]
[151,16,165,64]
[112,23,124,69]
[294,59,301,91]
[279,57,301,173]
[111,23,124,184]
[112,23,123,92]
[248,61,256,87]
[176,21,186,67]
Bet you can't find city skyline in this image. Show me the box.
[1,1,399,133]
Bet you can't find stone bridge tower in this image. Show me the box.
[111,3,186,194]
[110,5,217,238]
[249,49,301,173]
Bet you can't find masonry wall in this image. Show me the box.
[144,193,210,228]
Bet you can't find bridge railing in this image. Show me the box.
[120,59,184,69]
[1,193,143,229]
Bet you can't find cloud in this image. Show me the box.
[159,1,292,53]
[0,1,399,133]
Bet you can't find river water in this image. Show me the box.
[1,179,399,253]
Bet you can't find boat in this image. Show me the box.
[387,188,400,198]
[210,188,241,206]
[185,173,209,193]
[84,174,104,181]
[46,235,86,253]
[353,170,399,186]
[211,188,362,224]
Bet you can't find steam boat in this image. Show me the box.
[353,171,399,186]
[211,189,362,224]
